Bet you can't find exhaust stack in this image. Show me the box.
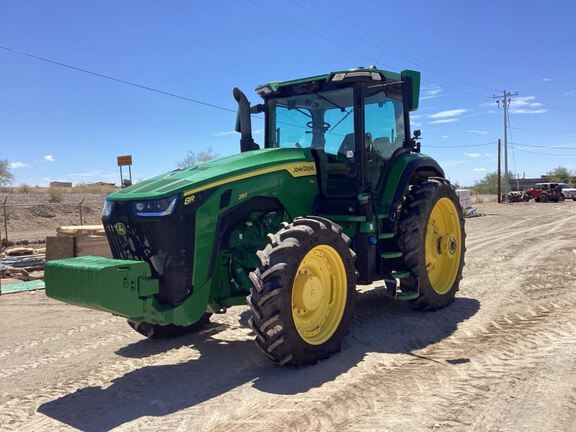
[233,87,258,152]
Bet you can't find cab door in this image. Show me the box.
[362,85,407,195]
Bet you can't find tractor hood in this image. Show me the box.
[107,147,314,201]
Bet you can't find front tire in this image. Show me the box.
[248,216,357,366]
[397,180,466,311]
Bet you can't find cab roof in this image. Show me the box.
[255,67,421,111]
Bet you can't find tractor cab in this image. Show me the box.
[236,68,422,217]
[232,68,432,285]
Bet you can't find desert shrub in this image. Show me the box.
[72,183,117,194]
[19,183,32,193]
[48,187,64,202]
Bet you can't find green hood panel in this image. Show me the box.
[108,148,314,201]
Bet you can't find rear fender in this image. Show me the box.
[378,153,444,221]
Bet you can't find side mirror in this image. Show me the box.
[250,104,265,114]
[411,130,422,153]
[236,104,264,133]
[400,70,421,112]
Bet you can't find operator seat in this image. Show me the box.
[337,133,355,159]
[372,137,391,158]
[337,133,375,158]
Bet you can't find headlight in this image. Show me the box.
[102,199,114,217]
[132,196,177,217]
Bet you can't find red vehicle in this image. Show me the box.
[523,182,563,202]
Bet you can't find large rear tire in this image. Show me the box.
[127,313,212,339]
[397,180,466,311]
[248,216,357,366]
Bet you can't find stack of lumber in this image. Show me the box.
[46,225,112,261]
[456,189,473,209]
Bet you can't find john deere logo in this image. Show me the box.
[293,165,315,173]
[115,222,127,236]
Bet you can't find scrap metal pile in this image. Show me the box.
[0,247,46,281]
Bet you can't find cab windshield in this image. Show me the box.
[266,87,355,153]
[267,87,357,197]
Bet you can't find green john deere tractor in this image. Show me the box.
[45,67,465,366]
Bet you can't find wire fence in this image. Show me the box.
[1,198,103,247]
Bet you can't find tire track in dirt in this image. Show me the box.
[458,205,575,314]
[0,341,202,430]
[423,324,576,432]
[203,205,576,432]
[209,295,576,432]
[0,332,133,380]
[0,316,119,361]
[0,319,255,431]
[466,210,576,252]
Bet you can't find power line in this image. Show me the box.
[537,101,576,112]
[513,147,576,157]
[249,0,494,99]
[506,107,520,190]
[427,82,493,99]
[511,126,576,133]
[493,90,518,200]
[426,141,495,148]
[246,0,380,65]
[0,45,238,114]
[510,142,576,150]
[290,0,497,94]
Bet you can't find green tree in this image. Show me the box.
[546,166,573,183]
[0,159,14,187]
[177,147,217,169]
[471,170,514,194]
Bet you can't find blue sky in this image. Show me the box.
[1,0,575,187]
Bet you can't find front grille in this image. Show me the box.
[104,201,195,306]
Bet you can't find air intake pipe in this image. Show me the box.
[233,87,258,152]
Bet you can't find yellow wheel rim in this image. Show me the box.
[425,197,462,294]
[291,245,347,345]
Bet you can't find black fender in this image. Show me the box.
[386,158,445,221]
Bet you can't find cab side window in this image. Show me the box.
[363,89,405,190]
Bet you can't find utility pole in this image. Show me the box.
[497,139,501,203]
[493,91,518,203]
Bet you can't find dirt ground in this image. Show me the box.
[1,201,575,431]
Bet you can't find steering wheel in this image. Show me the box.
[306,121,330,133]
